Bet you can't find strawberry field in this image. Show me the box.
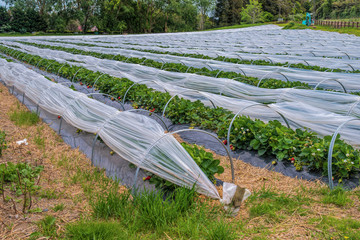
[1,25,360,191]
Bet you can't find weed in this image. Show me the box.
[248,185,309,222]
[92,189,132,220]
[87,186,229,238]
[65,221,131,240]
[40,188,61,199]
[9,107,39,126]
[310,216,360,239]
[205,219,237,240]
[322,186,352,207]
[0,130,7,157]
[34,126,45,149]
[30,215,57,239]
[53,203,65,212]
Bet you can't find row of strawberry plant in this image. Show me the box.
[1,45,359,181]
[16,41,310,89]
[43,39,358,73]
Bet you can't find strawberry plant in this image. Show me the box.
[3,46,360,181]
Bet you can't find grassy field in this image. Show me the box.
[279,22,360,37]
[323,18,360,22]
[206,23,267,31]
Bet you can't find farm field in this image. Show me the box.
[1,25,360,239]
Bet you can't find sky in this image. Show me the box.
[0,0,6,7]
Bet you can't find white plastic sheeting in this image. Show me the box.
[3,43,360,145]
[3,44,360,147]
[39,36,360,71]
[31,25,360,68]
[0,59,220,199]
[13,38,360,91]
[5,42,360,118]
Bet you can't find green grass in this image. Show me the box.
[207,23,268,31]
[39,188,62,199]
[280,21,360,36]
[53,203,65,212]
[313,25,360,37]
[65,221,133,240]
[33,126,45,149]
[322,186,352,207]
[310,216,360,239]
[65,187,238,239]
[247,185,310,222]
[9,104,39,126]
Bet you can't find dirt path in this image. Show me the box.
[0,83,127,239]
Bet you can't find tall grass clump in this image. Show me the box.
[9,103,39,126]
[77,186,238,239]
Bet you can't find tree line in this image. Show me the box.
[0,0,358,34]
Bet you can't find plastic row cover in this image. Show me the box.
[8,42,360,120]
[18,39,360,91]
[0,59,220,199]
[3,44,360,145]
[41,36,360,71]
[45,25,360,61]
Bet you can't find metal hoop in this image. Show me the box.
[313,79,347,93]
[327,119,360,189]
[122,80,154,105]
[72,68,84,82]
[258,71,289,87]
[93,73,106,87]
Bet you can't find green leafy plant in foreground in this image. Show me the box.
[0,162,44,213]
[30,215,58,239]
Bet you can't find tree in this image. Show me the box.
[0,7,11,32]
[0,7,10,26]
[76,0,98,33]
[241,0,263,24]
[194,0,215,30]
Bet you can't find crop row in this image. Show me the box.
[16,41,311,90]
[44,40,359,73]
[1,45,359,181]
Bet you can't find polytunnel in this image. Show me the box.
[0,59,223,199]
[12,39,360,89]
[3,44,360,146]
